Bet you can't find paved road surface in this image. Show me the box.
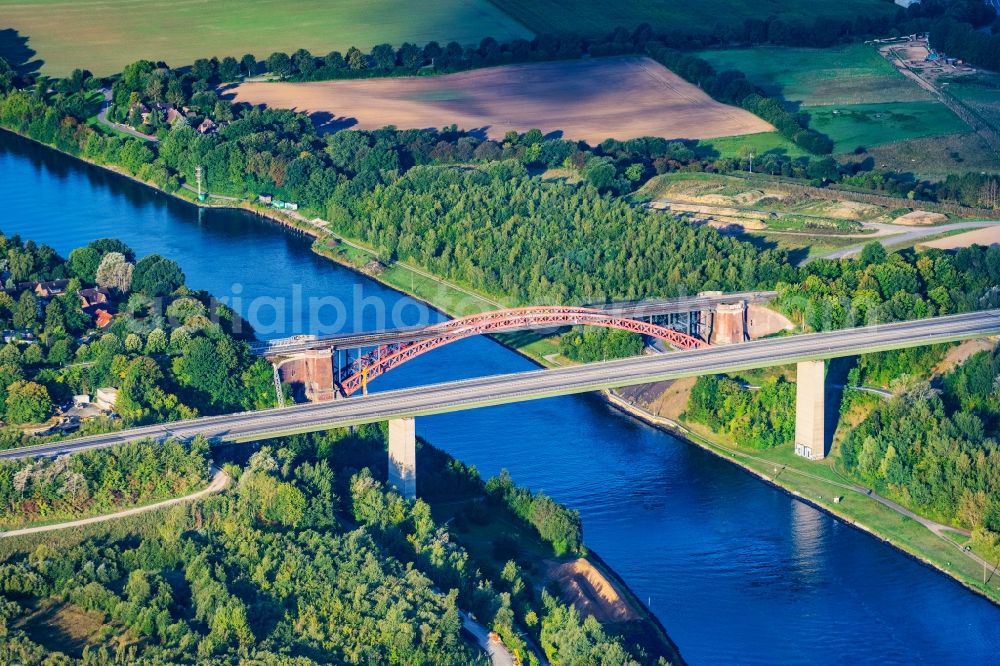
[460,612,517,666]
[819,220,1000,260]
[3,311,998,461]
[96,89,158,142]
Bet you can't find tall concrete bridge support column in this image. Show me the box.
[388,417,416,499]
[794,360,826,460]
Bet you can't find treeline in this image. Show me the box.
[648,46,833,154]
[486,469,584,556]
[333,162,796,303]
[777,241,1000,330]
[0,437,209,528]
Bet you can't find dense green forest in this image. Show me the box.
[0,426,669,665]
[560,327,644,363]
[840,381,1000,555]
[333,163,794,303]
[686,376,796,450]
[778,242,1000,385]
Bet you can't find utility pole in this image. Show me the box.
[749,152,754,174]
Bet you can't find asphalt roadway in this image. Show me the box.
[4,310,998,461]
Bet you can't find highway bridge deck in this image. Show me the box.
[4,310,997,461]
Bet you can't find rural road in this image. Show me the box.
[0,465,229,539]
[96,88,158,142]
[818,220,1000,260]
[460,612,517,666]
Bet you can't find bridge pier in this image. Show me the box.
[794,360,826,460]
[388,417,417,499]
[711,301,748,345]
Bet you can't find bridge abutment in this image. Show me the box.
[276,349,335,402]
[711,301,748,345]
[388,417,417,499]
[794,360,827,460]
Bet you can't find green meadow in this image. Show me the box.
[492,0,894,37]
[0,0,533,75]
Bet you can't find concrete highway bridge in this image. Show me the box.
[4,310,998,498]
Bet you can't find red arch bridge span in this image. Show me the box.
[335,306,707,397]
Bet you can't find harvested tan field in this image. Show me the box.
[227,56,774,144]
[923,226,1000,249]
[546,558,639,623]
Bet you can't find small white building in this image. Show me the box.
[94,387,118,411]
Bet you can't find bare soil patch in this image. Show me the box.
[923,225,1000,249]
[893,210,948,226]
[546,557,639,623]
[934,339,995,375]
[227,56,773,144]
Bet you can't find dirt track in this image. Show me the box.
[0,466,229,538]
[227,56,773,144]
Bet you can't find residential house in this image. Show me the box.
[78,287,110,309]
[197,118,217,134]
[34,279,69,299]
[94,309,114,329]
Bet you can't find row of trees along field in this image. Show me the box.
[0,425,669,665]
[0,233,277,445]
[5,50,1000,227]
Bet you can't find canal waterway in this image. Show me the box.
[2,130,998,665]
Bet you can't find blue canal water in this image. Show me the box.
[2,131,999,665]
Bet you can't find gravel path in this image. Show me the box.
[0,465,229,538]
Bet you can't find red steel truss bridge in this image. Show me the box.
[336,306,707,396]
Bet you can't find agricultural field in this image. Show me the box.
[697,132,808,159]
[807,101,969,153]
[491,0,894,36]
[0,0,533,76]
[865,132,1000,179]
[941,72,1000,132]
[698,44,973,154]
[698,44,930,107]
[228,56,774,144]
